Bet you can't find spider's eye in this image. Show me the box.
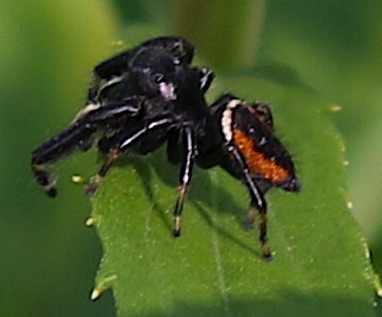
[153,73,165,83]
[171,42,182,54]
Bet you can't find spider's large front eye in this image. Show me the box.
[170,42,182,54]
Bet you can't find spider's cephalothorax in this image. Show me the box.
[31,36,300,259]
[87,36,196,103]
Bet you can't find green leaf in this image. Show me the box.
[90,75,379,317]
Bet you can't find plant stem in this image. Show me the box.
[170,0,266,70]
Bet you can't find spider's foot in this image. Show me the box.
[44,184,58,198]
[262,244,273,261]
[172,228,182,238]
[32,163,58,198]
[85,175,102,196]
[172,216,182,237]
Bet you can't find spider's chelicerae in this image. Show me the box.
[31,36,300,259]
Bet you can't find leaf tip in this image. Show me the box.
[90,287,103,301]
[71,173,87,184]
[375,280,382,298]
[329,104,342,113]
[90,274,117,301]
[85,216,97,227]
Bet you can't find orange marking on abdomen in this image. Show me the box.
[233,129,290,184]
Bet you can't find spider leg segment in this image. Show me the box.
[85,114,177,196]
[31,99,142,197]
[172,126,196,237]
[229,146,271,259]
[84,148,121,196]
[91,75,125,103]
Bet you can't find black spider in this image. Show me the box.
[31,36,300,259]
[32,36,212,193]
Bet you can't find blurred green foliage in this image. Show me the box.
[1,0,382,316]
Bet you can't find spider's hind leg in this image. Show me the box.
[227,147,272,259]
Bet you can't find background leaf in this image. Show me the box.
[0,1,118,316]
[91,75,378,316]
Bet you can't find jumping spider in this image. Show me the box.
[31,36,300,259]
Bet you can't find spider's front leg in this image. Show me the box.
[172,126,196,237]
[31,99,141,197]
[31,119,98,197]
